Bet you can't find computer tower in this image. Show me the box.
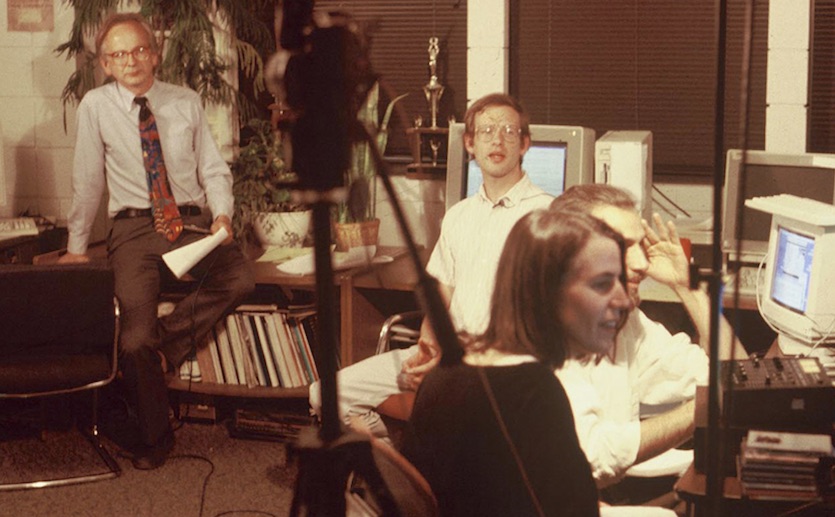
[595,131,653,221]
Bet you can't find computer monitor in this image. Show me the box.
[444,122,595,211]
[755,198,835,355]
[722,149,835,264]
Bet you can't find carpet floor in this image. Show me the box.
[0,418,299,517]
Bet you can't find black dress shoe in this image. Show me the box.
[118,431,175,470]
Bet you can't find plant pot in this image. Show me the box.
[333,218,380,252]
[253,210,312,248]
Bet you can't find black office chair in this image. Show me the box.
[0,264,121,490]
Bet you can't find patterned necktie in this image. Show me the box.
[135,96,182,242]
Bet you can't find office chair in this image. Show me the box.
[0,264,121,490]
[375,311,423,355]
[347,437,439,517]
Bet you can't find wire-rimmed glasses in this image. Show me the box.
[474,124,522,143]
[105,46,152,65]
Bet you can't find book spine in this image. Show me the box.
[243,313,270,386]
[299,315,320,381]
[227,314,257,387]
[286,315,311,385]
[215,318,239,384]
[265,311,294,387]
[194,330,217,384]
[253,312,281,387]
[209,324,225,384]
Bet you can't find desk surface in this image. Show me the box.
[252,246,419,291]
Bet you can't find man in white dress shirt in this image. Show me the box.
[551,184,746,495]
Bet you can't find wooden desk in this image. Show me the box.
[37,243,425,369]
[254,246,424,367]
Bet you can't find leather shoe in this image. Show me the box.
[118,431,175,470]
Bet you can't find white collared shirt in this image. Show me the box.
[556,309,709,486]
[426,173,553,335]
[67,80,232,253]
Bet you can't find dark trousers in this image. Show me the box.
[108,213,255,447]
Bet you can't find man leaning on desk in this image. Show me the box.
[59,13,254,470]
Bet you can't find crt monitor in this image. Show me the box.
[756,198,835,355]
[445,122,595,211]
[722,149,835,264]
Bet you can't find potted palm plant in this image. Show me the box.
[333,82,408,251]
[232,119,310,252]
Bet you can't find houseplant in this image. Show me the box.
[333,82,408,251]
[231,119,310,251]
[56,0,275,124]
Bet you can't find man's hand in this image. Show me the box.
[642,213,689,290]
[212,215,234,245]
[397,317,441,391]
[57,252,90,264]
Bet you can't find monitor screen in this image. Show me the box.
[758,204,835,353]
[445,123,595,211]
[722,150,835,263]
[464,142,568,198]
[770,226,815,314]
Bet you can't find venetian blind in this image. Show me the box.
[312,1,468,157]
[810,0,835,153]
[510,0,768,180]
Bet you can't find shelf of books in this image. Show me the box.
[168,301,320,399]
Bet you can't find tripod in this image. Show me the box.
[279,4,459,515]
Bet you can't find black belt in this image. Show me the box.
[115,206,201,220]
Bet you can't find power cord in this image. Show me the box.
[165,453,214,517]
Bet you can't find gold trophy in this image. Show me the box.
[407,37,450,176]
[424,37,445,129]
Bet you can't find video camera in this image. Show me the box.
[279,0,378,192]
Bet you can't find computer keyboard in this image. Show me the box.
[745,194,835,226]
[725,265,762,298]
[0,217,39,240]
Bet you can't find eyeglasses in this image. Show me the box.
[475,124,522,143]
[105,46,152,65]
[474,124,523,143]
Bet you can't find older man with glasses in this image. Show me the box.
[60,12,254,470]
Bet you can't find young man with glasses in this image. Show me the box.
[309,93,554,436]
[60,13,254,470]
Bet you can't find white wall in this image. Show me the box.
[0,0,77,221]
[766,0,809,153]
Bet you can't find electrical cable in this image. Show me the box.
[651,184,692,219]
[164,453,215,517]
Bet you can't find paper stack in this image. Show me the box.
[739,429,834,499]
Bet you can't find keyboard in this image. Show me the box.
[0,217,39,240]
[745,194,835,226]
[725,264,762,298]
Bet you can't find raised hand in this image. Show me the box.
[641,213,690,290]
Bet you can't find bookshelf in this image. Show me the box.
[169,246,423,400]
